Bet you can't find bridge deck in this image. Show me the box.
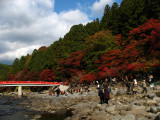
[0,81,61,86]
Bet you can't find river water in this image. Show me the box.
[0,95,71,120]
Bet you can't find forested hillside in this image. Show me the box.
[2,0,160,84]
[0,64,11,81]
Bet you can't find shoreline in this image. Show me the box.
[1,85,160,120]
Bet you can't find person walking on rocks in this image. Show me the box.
[98,88,104,104]
[104,88,110,104]
[142,80,147,94]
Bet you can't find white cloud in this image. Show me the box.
[0,0,90,64]
[91,0,114,17]
[0,45,41,61]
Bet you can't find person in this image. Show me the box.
[142,80,147,94]
[133,79,138,86]
[131,82,136,94]
[80,87,83,94]
[104,88,110,104]
[98,88,104,104]
[126,81,131,94]
[148,75,153,84]
[112,78,116,85]
[56,87,60,97]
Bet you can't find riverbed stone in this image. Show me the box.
[145,100,157,106]
[111,114,122,120]
[119,110,128,116]
[70,115,80,120]
[150,106,158,113]
[120,113,135,120]
[137,117,149,120]
[33,114,41,119]
[148,93,156,99]
[105,105,116,113]
[153,96,160,102]
[147,113,157,119]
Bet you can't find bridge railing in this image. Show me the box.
[0,81,62,85]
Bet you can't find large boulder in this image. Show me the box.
[105,105,116,113]
[93,104,102,111]
[136,117,149,120]
[153,97,160,102]
[150,106,158,113]
[90,111,110,120]
[120,113,135,120]
[111,114,122,120]
[147,113,157,120]
[147,93,156,99]
[70,115,80,120]
[145,100,157,106]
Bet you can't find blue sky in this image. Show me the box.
[54,0,122,18]
[0,0,122,65]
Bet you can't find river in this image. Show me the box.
[0,95,71,120]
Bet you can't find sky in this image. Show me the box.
[0,0,122,65]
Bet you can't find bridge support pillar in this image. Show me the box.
[18,86,22,96]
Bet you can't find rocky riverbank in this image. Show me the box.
[1,86,160,120]
[16,84,160,120]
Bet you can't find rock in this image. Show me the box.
[147,113,157,119]
[116,89,126,96]
[145,100,157,106]
[119,110,127,116]
[105,105,116,113]
[50,111,56,114]
[64,117,71,120]
[153,97,160,102]
[132,105,146,110]
[24,115,29,118]
[93,104,102,111]
[120,113,135,120]
[90,113,110,120]
[150,106,158,113]
[111,90,117,96]
[148,93,156,99]
[115,104,128,111]
[70,115,80,120]
[136,117,149,120]
[111,114,122,120]
[126,105,133,111]
[87,91,95,95]
[133,100,146,106]
[78,109,93,119]
[71,110,78,115]
[155,114,160,120]
[33,114,41,119]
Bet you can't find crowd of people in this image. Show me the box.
[48,74,159,105]
[49,85,91,97]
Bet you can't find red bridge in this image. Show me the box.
[0,81,62,96]
[0,81,61,86]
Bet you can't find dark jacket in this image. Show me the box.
[104,89,110,99]
[98,89,104,97]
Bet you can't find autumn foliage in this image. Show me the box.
[39,69,55,81]
[4,19,160,85]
